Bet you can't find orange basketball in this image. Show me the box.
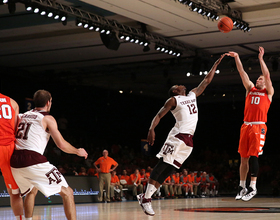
[217,17,233,33]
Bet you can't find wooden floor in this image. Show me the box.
[1,197,280,220]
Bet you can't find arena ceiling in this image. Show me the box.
[0,0,280,100]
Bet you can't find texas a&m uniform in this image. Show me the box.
[157,91,198,169]
[238,87,271,158]
[10,109,68,197]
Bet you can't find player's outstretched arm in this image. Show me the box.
[43,115,88,159]
[147,97,176,146]
[226,51,254,92]
[258,46,274,99]
[192,54,225,97]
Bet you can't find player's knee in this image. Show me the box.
[60,186,74,198]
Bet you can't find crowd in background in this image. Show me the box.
[40,126,279,199]
[1,116,278,198]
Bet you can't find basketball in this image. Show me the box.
[217,17,233,33]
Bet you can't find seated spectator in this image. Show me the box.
[162,175,174,198]
[173,172,183,197]
[201,171,210,197]
[187,171,195,197]
[120,169,130,187]
[208,173,219,196]
[140,169,148,191]
[87,163,98,176]
[78,167,88,176]
[110,170,123,201]
[180,170,191,197]
[194,171,202,197]
[127,169,143,200]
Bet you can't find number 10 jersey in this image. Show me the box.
[244,87,271,123]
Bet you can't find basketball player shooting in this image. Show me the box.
[226,47,274,201]
[137,54,226,216]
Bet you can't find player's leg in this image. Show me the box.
[242,156,258,201]
[59,186,76,220]
[0,145,24,219]
[6,188,23,219]
[24,187,38,219]
[236,124,249,200]
[236,157,249,199]
[242,124,265,201]
[137,158,174,216]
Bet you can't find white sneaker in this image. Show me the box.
[242,187,257,202]
[137,193,155,216]
[235,186,247,200]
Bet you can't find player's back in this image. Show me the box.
[0,93,16,146]
[15,109,50,155]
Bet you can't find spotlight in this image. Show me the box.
[191,4,198,12]
[76,18,83,27]
[25,4,32,11]
[47,11,54,18]
[118,32,125,40]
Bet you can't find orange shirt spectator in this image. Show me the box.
[111,173,120,184]
[94,155,118,173]
[187,174,194,183]
[173,174,180,184]
[128,172,141,185]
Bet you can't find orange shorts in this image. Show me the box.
[0,143,19,193]
[238,123,267,158]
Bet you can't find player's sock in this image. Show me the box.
[15,215,25,220]
[239,180,246,188]
[25,218,32,220]
[145,184,157,199]
[249,181,257,190]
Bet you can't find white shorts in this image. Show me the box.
[157,127,193,169]
[11,162,68,197]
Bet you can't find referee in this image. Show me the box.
[94,150,118,202]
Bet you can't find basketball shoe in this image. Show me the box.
[235,186,247,200]
[241,187,257,201]
[137,193,155,216]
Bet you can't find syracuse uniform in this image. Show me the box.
[0,93,19,194]
[238,87,271,158]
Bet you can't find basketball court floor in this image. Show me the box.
[1,197,280,220]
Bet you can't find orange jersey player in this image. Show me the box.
[227,46,274,202]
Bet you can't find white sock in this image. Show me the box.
[26,218,32,220]
[145,184,157,199]
[15,216,25,220]
[250,181,257,190]
[240,180,246,188]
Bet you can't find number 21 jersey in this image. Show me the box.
[244,87,271,123]
[15,109,50,155]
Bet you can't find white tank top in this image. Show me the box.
[171,91,198,135]
[15,109,50,155]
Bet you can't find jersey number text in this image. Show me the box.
[16,122,32,140]
[0,104,12,119]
